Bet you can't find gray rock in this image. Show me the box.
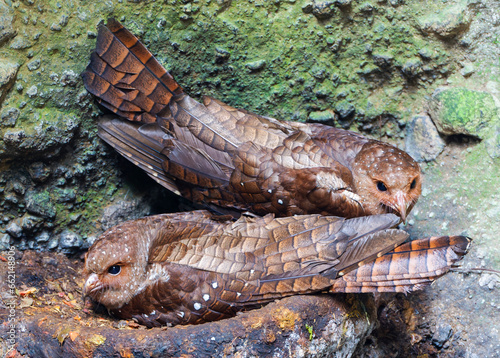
[26,85,38,98]
[27,59,41,71]
[401,58,423,78]
[0,60,19,104]
[416,2,471,39]
[432,323,452,348]
[54,188,76,203]
[461,64,475,77]
[405,114,445,162]
[373,52,394,68]
[305,1,339,20]
[1,115,80,159]
[6,221,22,238]
[0,233,11,250]
[335,100,355,119]
[9,36,33,50]
[100,199,151,231]
[60,70,78,87]
[28,162,51,182]
[50,23,62,32]
[35,231,51,243]
[485,127,500,159]
[83,235,98,249]
[20,214,43,232]
[245,60,266,71]
[0,107,19,127]
[0,0,16,45]
[478,273,499,290]
[58,230,83,251]
[47,236,60,250]
[25,190,56,219]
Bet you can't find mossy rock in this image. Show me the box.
[428,87,500,139]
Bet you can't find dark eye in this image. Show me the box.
[108,265,121,275]
[410,178,417,189]
[376,181,387,192]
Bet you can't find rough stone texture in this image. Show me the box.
[405,114,445,162]
[428,87,500,139]
[58,230,83,253]
[0,107,19,127]
[308,109,337,123]
[416,0,472,39]
[485,126,500,159]
[0,0,16,46]
[0,60,19,105]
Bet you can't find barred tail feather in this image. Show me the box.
[330,235,471,293]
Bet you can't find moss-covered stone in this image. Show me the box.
[416,0,471,39]
[0,0,16,45]
[25,190,56,219]
[308,109,336,122]
[0,60,19,104]
[428,87,500,139]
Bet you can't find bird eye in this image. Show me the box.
[376,181,387,192]
[410,178,417,189]
[108,265,121,275]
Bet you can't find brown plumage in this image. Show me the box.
[83,211,470,327]
[82,19,422,221]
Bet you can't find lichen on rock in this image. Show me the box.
[428,87,500,139]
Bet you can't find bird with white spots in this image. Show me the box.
[82,19,421,222]
[83,210,470,327]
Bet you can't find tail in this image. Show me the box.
[82,18,183,123]
[330,235,472,293]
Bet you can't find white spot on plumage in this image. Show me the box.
[178,311,185,318]
[203,294,210,301]
[236,292,241,297]
[268,189,272,193]
[212,282,218,289]
[278,199,284,205]
[194,302,202,310]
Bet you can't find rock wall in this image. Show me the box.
[0,0,498,252]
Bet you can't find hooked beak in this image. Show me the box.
[393,191,408,223]
[83,273,102,297]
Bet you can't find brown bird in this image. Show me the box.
[82,19,422,221]
[83,211,470,327]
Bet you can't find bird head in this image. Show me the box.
[83,220,151,310]
[352,142,422,222]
